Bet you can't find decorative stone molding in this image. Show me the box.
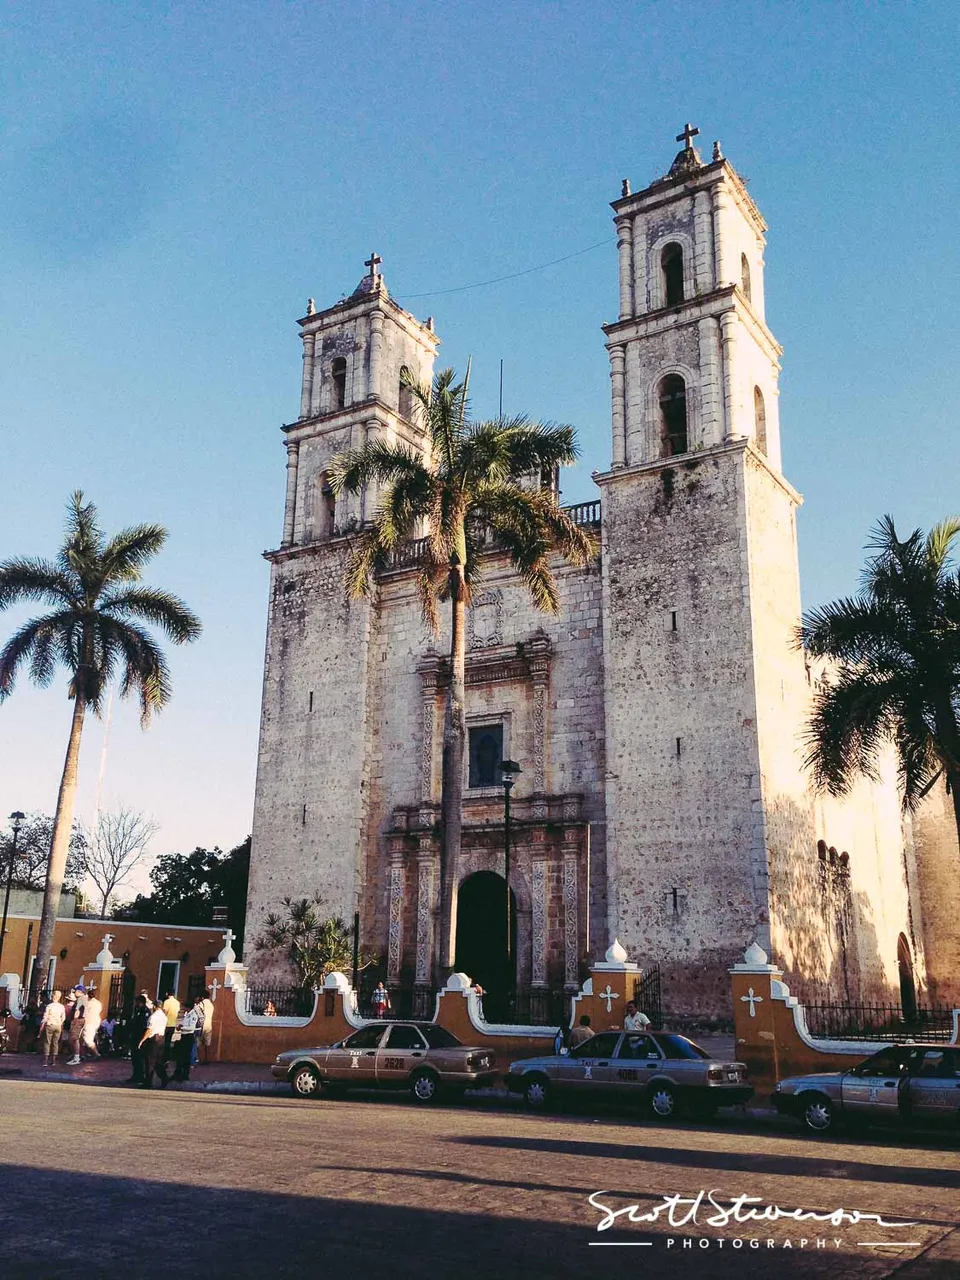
[415,853,436,985]
[562,849,579,988]
[531,859,547,986]
[468,590,503,648]
[387,859,404,983]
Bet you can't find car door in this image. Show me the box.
[562,1032,623,1094]
[908,1049,960,1122]
[376,1023,428,1088]
[325,1024,386,1082]
[614,1034,662,1098]
[840,1046,916,1119]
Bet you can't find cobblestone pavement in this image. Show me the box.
[1,1078,957,1279]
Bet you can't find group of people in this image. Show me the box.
[32,983,215,1087]
[555,1000,652,1054]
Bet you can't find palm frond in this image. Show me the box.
[99,587,202,643]
[0,613,74,696]
[100,524,168,584]
[329,439,431,496]
[801,668,900,795]
[925,516,960,571]
[343,527,392,600]
[100,616,173,725]
[0,558,78,610]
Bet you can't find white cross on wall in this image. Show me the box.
[740,987,763,1018]
[598,984,619,1013]
[210,979,221,1001]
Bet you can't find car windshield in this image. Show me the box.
[653,1034,711,1060]
[343,1025,387,1049]
[420,1025,462,1049]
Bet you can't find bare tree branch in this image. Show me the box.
[83,805,158,917]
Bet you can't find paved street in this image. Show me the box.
[1,1078,958,1279]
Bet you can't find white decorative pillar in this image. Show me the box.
[616,218,633,319]
[282,441,300,546]
[360,417,380,524]
[299,332,316,419]
[697,317,722,447]
[720,312,744,441]
[309,342,323,416]
[713,184,733,286]
[609,345,626,468]
[562,840,580,989]
[368,312,384,400]
[528,633,550,801]
[632,216,646,314]
[387,855,404,985]
[693,189,714,293]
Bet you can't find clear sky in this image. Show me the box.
[1,1,957,886]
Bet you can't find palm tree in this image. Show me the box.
[800,515,960,845]
[0,492,201,996]
[330,367,595,979]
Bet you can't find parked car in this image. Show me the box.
[506,1030,753,1119]
[272,1021,498,1103]
[773,1043,960,1134]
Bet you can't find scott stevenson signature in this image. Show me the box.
[588,1190,917,1231]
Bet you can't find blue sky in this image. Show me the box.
[1,1,957,882]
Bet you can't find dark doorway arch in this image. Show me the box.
[897,934,917,1022]
[455,871,516,1015]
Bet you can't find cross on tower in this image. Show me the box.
[365,251,383,279]
[676,122,700,150]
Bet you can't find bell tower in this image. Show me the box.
[280,254,439,548]
[603,124,782,471]
[596,128,813,1007]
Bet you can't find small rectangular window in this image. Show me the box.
[670,610,678,632]
[308,691,314,712]
[468,724,503,788]
[302,804,307,825]
[675,737,682,758]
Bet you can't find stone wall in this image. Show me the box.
[910,777,960,1005]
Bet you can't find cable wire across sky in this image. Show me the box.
[397,237,615,301]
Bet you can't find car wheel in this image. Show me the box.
[410,1069,439,1104]
[290,1065,321,1099]
[648,1083,679,1120]
[523,1075,551,1110]
[800,1093,834,1134]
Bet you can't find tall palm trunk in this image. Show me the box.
[438,568,466,979]
[30,692,86,999]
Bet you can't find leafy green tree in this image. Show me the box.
[0,492,201,995]
[0,813,88,892]
[800,515,960,842]
[123,837,250,949]
[331,367,594,977]
[254,893,376,988]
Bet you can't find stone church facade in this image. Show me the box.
[245,132,959,1014]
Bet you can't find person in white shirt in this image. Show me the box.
[171,999,200,1082]
[39,991,66,1067]
[623,1001,651,1032]
[195,991,215,1065]
[138,1003,169,1089]
[76,988,102,1060]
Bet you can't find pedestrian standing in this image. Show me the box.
[172,999,199,1081]
[67,987,87,1064]
[623,1001,651,1032]
[138,1002,169,1089]
[195,990,215,1065]
[79,987,102,1060]
[39,990,66,1067]
[569,1015,594,1048]
[128,994,151,1083]
[161,990,180,1063]
[372,982,389,1019]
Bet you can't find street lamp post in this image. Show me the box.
[0,812,26,973]
[500,761,521,976]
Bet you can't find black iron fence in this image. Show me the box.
[243,985,315,1018]
[477,988,569,1028]
[800,1000,955,1043]
[634,965,664,1030]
